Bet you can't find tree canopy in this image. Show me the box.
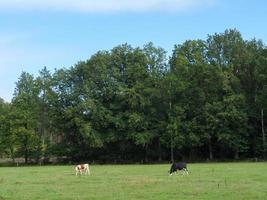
[0,29,267,163]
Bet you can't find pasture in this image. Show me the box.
[0,163,266,200]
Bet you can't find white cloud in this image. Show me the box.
[0,0,216,13]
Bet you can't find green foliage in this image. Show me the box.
[0,29,267,162]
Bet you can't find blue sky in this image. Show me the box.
[0,0,266,102]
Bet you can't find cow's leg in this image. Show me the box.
[75,167,79,176]
[182,168,188,175]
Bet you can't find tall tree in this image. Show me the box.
[11,72,41,163]
[0,98,16,161]
[35,67,54,159]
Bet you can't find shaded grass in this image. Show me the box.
[0,163,267,199]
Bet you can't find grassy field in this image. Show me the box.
[0,163,267,200]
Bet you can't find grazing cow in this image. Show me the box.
[169,162,189,175]
[75,163,90,176]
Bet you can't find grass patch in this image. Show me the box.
[0,163,266,199]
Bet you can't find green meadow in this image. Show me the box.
[0,163,267,200]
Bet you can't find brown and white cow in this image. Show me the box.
[75,163,90,176]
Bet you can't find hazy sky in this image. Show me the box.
[0,0,266,102]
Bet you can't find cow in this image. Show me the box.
[75,163,90,176]
[169,162,189,175]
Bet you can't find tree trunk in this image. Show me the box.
[234,148,239,159]
[261,109,266,159]
[10,147,15,164]
[144,144,148,163]
[24,138,29,164]
[208,136,213,160]
[171,137,174,163]
[158,138,162,162]
[25,150,28,164]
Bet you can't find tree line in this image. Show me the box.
[0,29,267,164]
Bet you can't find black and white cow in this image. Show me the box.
[169,162,189,175]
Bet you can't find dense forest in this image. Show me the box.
[0,29,267,164]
